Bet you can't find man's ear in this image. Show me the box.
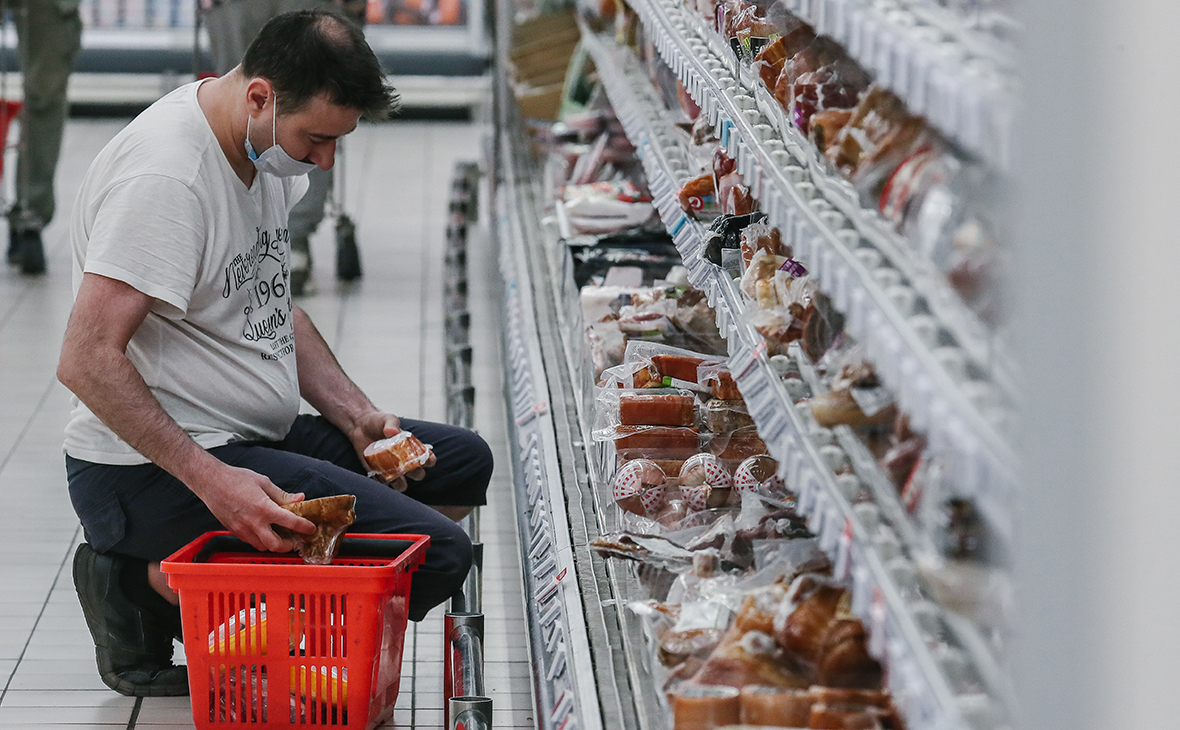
[244,78,273,117]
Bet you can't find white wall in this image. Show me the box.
[1016,1,1180,728]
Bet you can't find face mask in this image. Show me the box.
[244,102,316,178]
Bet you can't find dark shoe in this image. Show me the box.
[6,226,18,265]
[335,214,362,281]
[17,228,45,273]
[72,544,189,697]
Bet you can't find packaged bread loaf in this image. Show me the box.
[363,431,432,483]
[619,393,697,427]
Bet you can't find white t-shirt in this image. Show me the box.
[65,80,310,465]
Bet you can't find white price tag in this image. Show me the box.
[849,386,895,418]
[868,585,888,659]
[834,516,854,580]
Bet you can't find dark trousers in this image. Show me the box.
[67,415,493,621]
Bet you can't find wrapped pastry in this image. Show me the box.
[612,459,669,517]
[363,431,432,484]
[710,429,768,471]
[660,628,725,667]
[619,393,697,427]
[816,620,883,688]
[809,389,897,428]
[811,108,853,153]
[734,455,785,496]
[700,368,742,400]
[692,629,811,689]
[827,86,928,195]
[740,685,815,727]
[671,685,741,730]
[774,575,845,662]
[679,173,718,219]
[678,454,734,510]
[740,222,787,267]
[652,353,708,383]
[273,495,356,565]
[615,426,701,461]
[704,399,755,433]
[740,248,789,301]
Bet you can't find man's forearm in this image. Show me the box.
[292,306,377,435]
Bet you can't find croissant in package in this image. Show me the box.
[273,495,357,565]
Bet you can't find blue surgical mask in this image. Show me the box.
[244,103,316,178]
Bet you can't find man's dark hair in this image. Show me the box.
[242,9,399,118]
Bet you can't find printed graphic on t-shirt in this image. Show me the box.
[221,225,295,361]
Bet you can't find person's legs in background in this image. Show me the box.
[287,166,332,295]
[7,0,82,275]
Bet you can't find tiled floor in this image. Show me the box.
[0,115,535,728]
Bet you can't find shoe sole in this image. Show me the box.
[73,545,190,697]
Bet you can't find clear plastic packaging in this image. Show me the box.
[362,432,433,485]
[272,495,357,565]
[733,455,786,498]
[612,459,671,517]
[704,399,755,433]
[678,454,735,510]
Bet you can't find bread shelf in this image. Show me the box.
[622,0,1020,556]
[581,26,1011,730]
[775,0,1017,171]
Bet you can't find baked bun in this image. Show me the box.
[363,431,432,484]
[274,495,356,564]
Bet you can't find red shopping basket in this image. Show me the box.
[161,532,429,729]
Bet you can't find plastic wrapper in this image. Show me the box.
[704,399,755,433]
[563,180,656,234]
[679,172,719,219]
[752,17,816,91]
[601,341,726,389]
[613,459,671,517]
[809,389,896,429]
[710,428,768,471]
[733,455,786,498]
[611,426,703,461]
[272,495,357,565]
[678,454,734,510]
[771,575,883,690]
[740,685,816,727]
[739,248,789,301]
[802,291,846,362]
[590,531,697,570]
[702,212,766,266]
[699,364,743,401]
[740,222,788,267]
[595,389,700,428]
[671,684,741,730]
[827,86,930,200]
[363,432,433,485]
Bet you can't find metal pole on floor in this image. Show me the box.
[449,696,493,730]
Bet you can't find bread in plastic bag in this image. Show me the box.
[272,495,357,565]
[363,431,433,485]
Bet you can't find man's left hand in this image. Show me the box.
[351,410,437,491]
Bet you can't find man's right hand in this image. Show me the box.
[194,464,317,552]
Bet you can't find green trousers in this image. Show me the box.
[9,0,82,231]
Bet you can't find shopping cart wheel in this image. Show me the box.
[336,213,362,281]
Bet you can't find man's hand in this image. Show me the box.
[349,410,436,492]
[192,463,317,552]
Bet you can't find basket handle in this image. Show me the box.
[193,534,418,563]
